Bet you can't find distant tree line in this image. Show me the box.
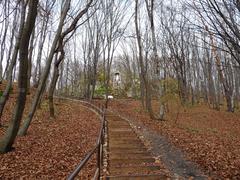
[0,0,240,153]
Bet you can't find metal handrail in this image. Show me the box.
[67,100,106,180]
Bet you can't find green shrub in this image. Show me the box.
[95,85,113,97]
[9,87,14,94]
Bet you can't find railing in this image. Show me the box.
[67,100,106,180]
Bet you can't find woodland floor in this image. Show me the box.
[1,82,240,179]
[0,84,101,179]
[108,99,240,179]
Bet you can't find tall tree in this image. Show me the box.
[0,0,38,153]
[18,0,71,136]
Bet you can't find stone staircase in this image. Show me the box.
[104,113,170,179]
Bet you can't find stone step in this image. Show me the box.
[109,131,135,134]
[108,123,130,126]
[108,165,161,175]
[109,145,147,151]
[108,124,131,129]
[105,174,169,180]
[108,136,140,140]
[109,157,155,165]
[108,128,133,133]
[109,148,148,154]
[109,129,132,132]
[109,155,153,161]
[108,123,129,127]
[107,117,125,121]
[108,140,142,144]
[109,152,151,159]
[109,143,144,149]
[108,121,129,125]
[104,114,168,178]
[109,134,137,138]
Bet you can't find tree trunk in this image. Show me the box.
[33,17,48,88]
[27,27,35,94]
[145,0,165,120]
[3,10,18,79]
[135,0,156,120]
[49,52,64,118]
[0,17,9,83]
[0,0,38,153]
[18,1,70,136]
[0,1,26,124]
[49,66,60,118]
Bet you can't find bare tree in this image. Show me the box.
[135,0,156,119]
[0,1,26,124]
[18,0,71,136]
[0,0,38,153]
[144,0,165,120]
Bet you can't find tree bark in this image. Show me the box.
[0,1,26,124]
[49,52,64,118]
[0,0,38,153]
[18,0,71,136]
[145,0,165,120]
[135,0,155,119]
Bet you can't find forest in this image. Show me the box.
[0,0,240,179]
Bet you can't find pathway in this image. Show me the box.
[104,112,171,179]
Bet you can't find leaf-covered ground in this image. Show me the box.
[0,89,100,179]
[108,99,240,179]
